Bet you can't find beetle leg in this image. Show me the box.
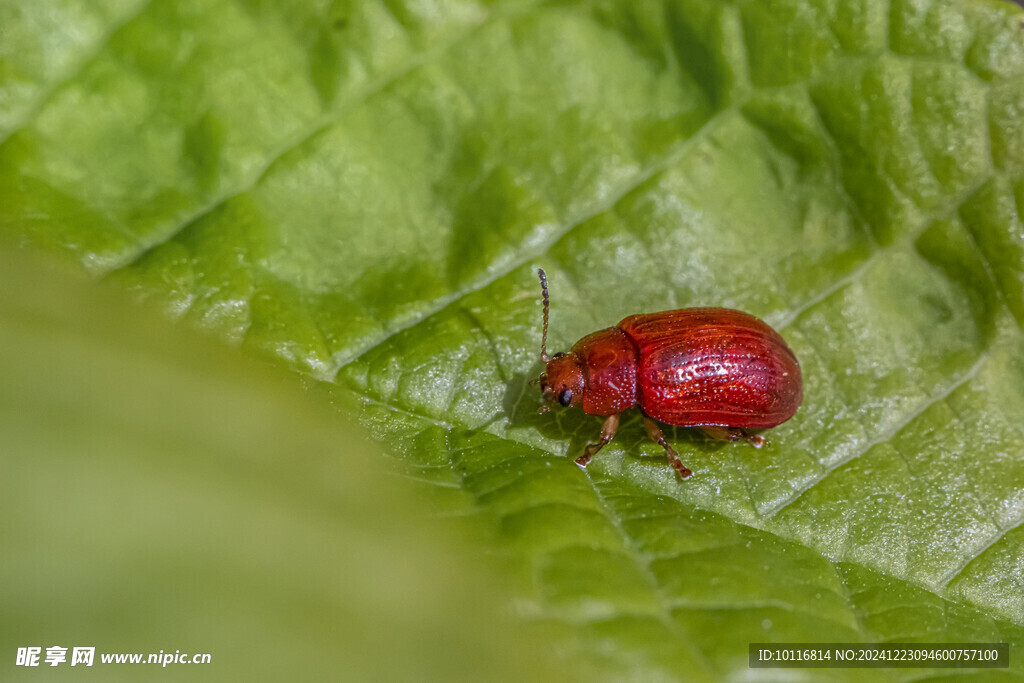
[701,426,767,449]
[701,426,740,442]
[644,416,693,479]
[576,414,620,467]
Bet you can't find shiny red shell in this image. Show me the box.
[572,308,801,427]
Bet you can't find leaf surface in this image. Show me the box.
[3,0,1024,678]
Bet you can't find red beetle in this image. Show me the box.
[536,269,802,478]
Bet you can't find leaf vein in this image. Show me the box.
[766,351,989,517]
[329,110,737,372]
[582,474,719,676]
[939,512,1024,588]
[0,0,155,146]
[109,3,538,270]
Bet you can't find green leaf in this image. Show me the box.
[4,0,1024,679]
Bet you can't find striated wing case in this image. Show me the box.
[618,308,802,428]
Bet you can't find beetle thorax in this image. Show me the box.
[570,327,639,416]
[541,353,585,408]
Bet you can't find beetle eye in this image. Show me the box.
[558,389,573,407]
[552,352,565,359]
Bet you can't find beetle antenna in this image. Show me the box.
[538,268,550,363]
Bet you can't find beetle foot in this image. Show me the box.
[574,414,620,469]
[576,438,607,467]
[666,449,693,479]
[573,440,602,466]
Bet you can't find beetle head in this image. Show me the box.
[539,352,584,411]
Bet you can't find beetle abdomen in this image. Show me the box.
[618,308,802,428]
